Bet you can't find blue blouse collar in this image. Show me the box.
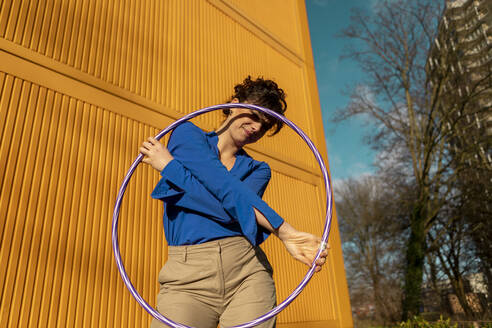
[206,130,247,158]
[205,131,253,175]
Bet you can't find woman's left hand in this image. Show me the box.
[276,222,329,272]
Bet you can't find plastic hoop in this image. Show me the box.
[112,103,333,328]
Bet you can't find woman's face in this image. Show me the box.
[225,107,273,146]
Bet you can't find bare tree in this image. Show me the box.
[452,167,492,318]
[335,175,404,324]
[427,205,482,319]
[335,0,490,319]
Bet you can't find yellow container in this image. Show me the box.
[0,1,352,327]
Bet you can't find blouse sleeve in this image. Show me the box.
[159,122,284,245]
[151,160,233,223]
[241,161,271,197]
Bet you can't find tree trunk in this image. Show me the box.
[484,268,492,317]
[402,203,426,320]
[452,276,476,319]
[373,277,385,322]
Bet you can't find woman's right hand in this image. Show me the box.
[139,137,174,172]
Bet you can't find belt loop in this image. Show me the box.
[183,246,187,262]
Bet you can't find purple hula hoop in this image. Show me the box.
[112,103,333,328]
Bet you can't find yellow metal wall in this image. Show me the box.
[0,1,352,327]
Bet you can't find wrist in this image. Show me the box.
[275,221,296,241]
[159,157,174,171]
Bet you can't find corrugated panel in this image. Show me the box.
[0,0,352,327]
[0,0,317,172]
[0,71,333,327]
[224,0,302,57]
[0,74,166,327]
[262,170,336,324]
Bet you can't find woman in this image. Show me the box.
[140,77,328,328]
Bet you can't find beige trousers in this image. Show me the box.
[150,236,276,328]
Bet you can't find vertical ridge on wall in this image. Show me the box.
[54,98,85,328]
[1,78,32,327]
[33,91,65,327]
[22,86,50,327]
[0,79,27,326]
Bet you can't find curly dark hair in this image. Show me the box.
[225,76,287,135]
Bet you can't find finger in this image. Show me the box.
[319,241,329,251]
[139,147,149,154]
[315,265,322,273]
[299,255,312,268]
[143,141,155,149]
[148,137,159,145]
[307,256,320,268]
[142,157,150,164]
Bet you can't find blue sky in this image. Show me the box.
[305,0,377,182]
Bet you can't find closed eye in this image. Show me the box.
[251,112,261,122]
[248,110,274,132]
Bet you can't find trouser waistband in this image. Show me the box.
[167,236,250,259]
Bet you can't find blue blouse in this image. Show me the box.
[151,122,285,246]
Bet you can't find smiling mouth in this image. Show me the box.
[242,127,253,137]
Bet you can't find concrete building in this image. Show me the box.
[426,2,492,317]
[421,273,489,316]
[427,0,492,167]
